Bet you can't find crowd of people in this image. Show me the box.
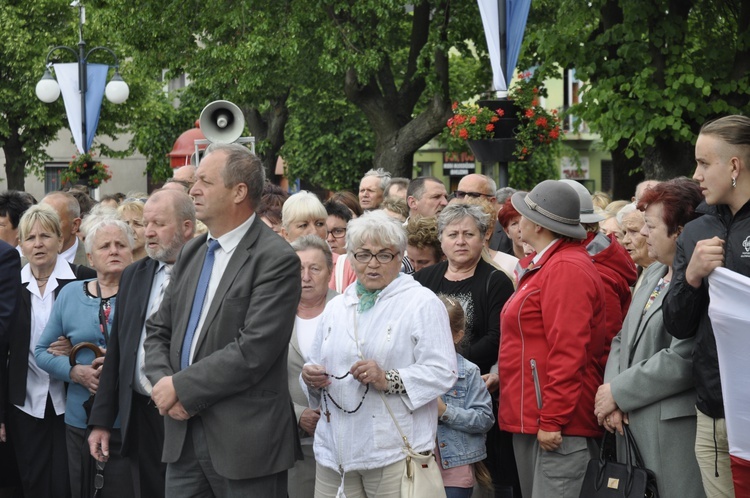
[0,114,748,498]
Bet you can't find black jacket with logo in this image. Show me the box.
[663,199,750,418]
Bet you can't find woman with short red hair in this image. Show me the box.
[594,178,704,498]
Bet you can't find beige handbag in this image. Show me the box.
[379,391,446,498]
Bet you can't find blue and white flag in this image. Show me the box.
[54,62,109,153]
[477,0,532,92]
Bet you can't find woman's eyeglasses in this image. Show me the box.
[353,251,398,264]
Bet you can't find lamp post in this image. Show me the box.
[35,1,129,154]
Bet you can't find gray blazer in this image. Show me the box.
[288,288,338,434]
[145,216,302,480]
[604,262,704,498]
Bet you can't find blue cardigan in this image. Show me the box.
[35,280,119,429]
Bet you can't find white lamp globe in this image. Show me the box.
[36,70,61,103]
[105,73,129,104]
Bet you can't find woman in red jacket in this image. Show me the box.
[498,180,607,498]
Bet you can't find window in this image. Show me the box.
[417,162,433,177]
[564,69,589,133]
[45,163,69,193]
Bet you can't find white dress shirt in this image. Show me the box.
[134,261,170,395]
[188,214,255,364]
[60,238,79,264]
[18,256,70,418]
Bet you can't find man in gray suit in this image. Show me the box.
[40,192,88,266]
[145,143,301,497]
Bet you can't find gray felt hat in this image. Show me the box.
[559,179,606,224]
[511,180,587,240]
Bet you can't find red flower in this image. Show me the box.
[485,124,494,132]
[535,117,548,128]
[93,179,100,185]
[532,87,539,94]
[470,116,477,124]
[459,129,469,140]
[522,147,528,154]
[525,109,535,118]
[496,108,505,117]
[550,127,560,139]
[452,101,458,110]
[490,116,500,123]
[447,118,454,127]
[532,98,539,107]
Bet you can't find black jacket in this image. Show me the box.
[413,258,514,374]
[0,263,95,423]
[663,199,750,418]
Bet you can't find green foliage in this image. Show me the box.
[282,89,374,191]
[508,143,565,192]
[0,0,71,186]
[3,0,495,190]
[98,0,491,187]
[0,1,161,189]
[522,0,750,178]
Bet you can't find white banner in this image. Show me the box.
[709,267,750,460]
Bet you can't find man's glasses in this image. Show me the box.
[327,227,347,239]
[453,190,491,199]
[93,460,105,497]
[353,251,398,264]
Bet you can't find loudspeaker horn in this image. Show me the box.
[199,100,245,144]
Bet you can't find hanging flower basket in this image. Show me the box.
[467,138,518,163]
[61,152,113,188]
[444,72,564,163]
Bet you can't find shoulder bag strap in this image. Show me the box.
[96,281,109,348]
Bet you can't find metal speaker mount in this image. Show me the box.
[199,100,245,144]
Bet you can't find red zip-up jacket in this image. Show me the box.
[498,239,606,438]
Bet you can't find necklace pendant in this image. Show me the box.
[325,409,331,423]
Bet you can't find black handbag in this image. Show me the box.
[579,425,659,498]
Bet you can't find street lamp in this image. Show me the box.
[35,1,129,154]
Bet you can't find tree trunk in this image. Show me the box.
[611,140,643,201]
[641,139,695,180]
[2,131,27,192]
[243,92,289,184]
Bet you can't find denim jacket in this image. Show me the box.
[436,354,495,469]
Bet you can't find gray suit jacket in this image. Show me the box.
[145,216,302,480]
[73,239,89,267]
[288,288,338,434]
[604,262,704,498]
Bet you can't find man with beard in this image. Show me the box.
[88,190,196,498]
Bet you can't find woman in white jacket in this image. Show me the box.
[302,210,458,498]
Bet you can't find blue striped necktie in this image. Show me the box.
[181,239,221,369]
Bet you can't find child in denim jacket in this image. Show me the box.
[436,296,495,498]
